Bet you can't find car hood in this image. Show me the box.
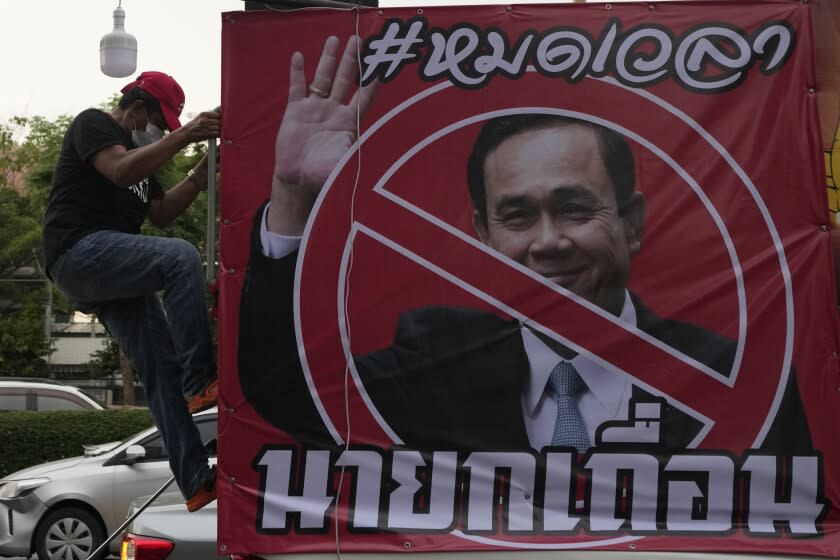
[2,455,89,479]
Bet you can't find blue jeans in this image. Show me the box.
[50,230,215,499]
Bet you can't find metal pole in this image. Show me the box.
[205,139,218,284]
[44,282,52,342]
[86,475,176,560]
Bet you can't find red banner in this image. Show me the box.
[219,2,840,556]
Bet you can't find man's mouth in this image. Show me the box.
[539,270,582,287]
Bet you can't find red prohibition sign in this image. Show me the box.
[296,73,793,454]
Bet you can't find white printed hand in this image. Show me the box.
[273,36,378,195]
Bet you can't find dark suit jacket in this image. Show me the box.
[238,206,812,454]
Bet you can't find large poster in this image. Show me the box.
[218,2,840,556]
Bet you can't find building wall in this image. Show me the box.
[50,336,108,366]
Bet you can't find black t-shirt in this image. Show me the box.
[42,108,164,272]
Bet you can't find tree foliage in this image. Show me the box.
[8,115,74,214]
[86,337,121,378]
[0,187,41,277]
[0,120,57,376]
[0,292,52,376]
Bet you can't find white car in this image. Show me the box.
[0,408,216,560]
[122,492,218,560]
[0,378,104,411]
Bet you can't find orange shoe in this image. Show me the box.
[187,378,218,414]
[186,467,217,512]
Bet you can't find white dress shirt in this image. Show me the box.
[520,296,636,450]
[260,204,303,258]
[260,203,636,450]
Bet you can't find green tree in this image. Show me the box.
[9,114,74,215]
[0,123,23,190]
[86,337,120,378]
[0,187,40,277]
[0,293,52,376]
[0,127,55,376]
[87,337,140,404]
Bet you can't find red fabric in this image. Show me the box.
[218,2,840,556]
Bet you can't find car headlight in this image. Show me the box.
[0,478,50,499]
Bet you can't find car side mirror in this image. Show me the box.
[123,444,146,464]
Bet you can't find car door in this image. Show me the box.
[0,388,30,411]
[35,389,93,410]
[108,415,218,532]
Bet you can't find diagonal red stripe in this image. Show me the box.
[357,191,731,420]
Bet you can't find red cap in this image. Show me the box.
[121,71,185,131]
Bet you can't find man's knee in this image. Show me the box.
[166,238,202,270]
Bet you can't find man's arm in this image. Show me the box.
[147,155,213,228]
[91,111,219,188]
[239,203,339,448]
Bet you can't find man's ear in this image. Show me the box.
[130,99,146,116]
[472,208,490,244]
[621,192,646,255]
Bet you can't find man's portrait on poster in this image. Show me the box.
[236,30,812,457]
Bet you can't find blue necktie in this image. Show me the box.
[549,362,590,452]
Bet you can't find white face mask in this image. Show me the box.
[131,107,166,146]
[132,123,165,147]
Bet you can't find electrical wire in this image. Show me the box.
[333,7,364,559]
[257,5,366,557]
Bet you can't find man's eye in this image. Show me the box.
[500,211,533,227]
[558,203,594,219]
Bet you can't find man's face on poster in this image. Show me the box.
[472,123,646,316]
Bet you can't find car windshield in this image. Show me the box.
[71,386,106,409]
[85,423,156,453]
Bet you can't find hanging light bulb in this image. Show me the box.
[100,0,137,78]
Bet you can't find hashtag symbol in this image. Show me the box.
[362,19,425,84]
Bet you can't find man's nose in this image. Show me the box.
[529,216,573,256]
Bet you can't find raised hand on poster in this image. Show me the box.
[269,35,378,236]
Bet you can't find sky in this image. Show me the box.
[0,0,641,133]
